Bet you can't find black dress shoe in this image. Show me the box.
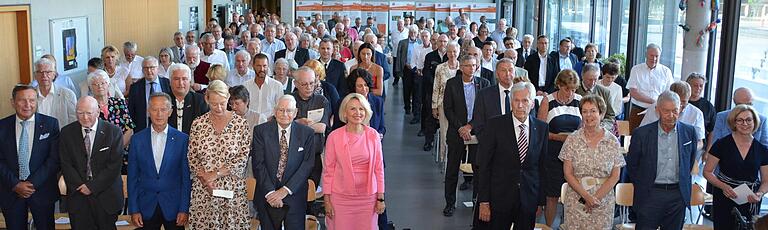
[417,130,424,136]
[423,143,433,151]
[459,181,471,190]
[409,117,420,124]
[443,205,455,217]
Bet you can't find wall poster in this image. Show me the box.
[49,17,89,75]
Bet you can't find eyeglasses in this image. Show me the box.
[736,118,754,125]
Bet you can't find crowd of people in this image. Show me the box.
[1,6,766,230]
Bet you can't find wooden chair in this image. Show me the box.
[245,177,260,230]
[559,183,568,230]
[614,183,635,230]
[617,120,632,155]
[306,179,320,230]
[54,176,136,229]
[683,183,713,229]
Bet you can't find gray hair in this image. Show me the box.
[184,45,201,55]
[300,33,313,42]
[293,66,316,82]
[656,90,681,108]
[511,82,536,102]
[148,92,173,109]
[235,50,251,61]
[446,41,460,50]
[123,41,138,51]
[686,72,706,83]
[239,30,250,37]
[200,33,215,42]
[523,34,534,42]
[647,43,662,53]
[87,69,110,86]
[316,22,326,29]
[143,56,159,66]
[496,58,515,70]
[420,30,431,37]
[274,58,290,69]
[275,94,297,109]
[167,63,192,79]
[159,47,175,61]
[34,58,55,71]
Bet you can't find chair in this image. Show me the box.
[245,178,260,230]
[683,183,713,229]
[306,180,320,230]
[617,120,631,136]
[559,183,568,230]
[614,183,635,230]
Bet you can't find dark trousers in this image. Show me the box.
[69,199,120,230]
[257,201,306,230]
[422,74,438,142]
[393,57,400,84]
[445,139,477,206]
[403,67,422,114]
[635,187,685,230]
[310,152,322,188]
[140,205,183,230]
[475,202,536,230]
[1,198,55,230]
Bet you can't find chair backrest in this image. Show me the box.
[121,175,127,198]
[559,183,568,204]
[691,183,706,206]
[308,179,316,202]
[615,183,634,206]
[622,136,632,155]
[246,177,257,201]
[617,120,630,136]
[58,176,67,196]
[691,159,700,175]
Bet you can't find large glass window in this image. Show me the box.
[544,0,592,48]
[515,0,540,37]
[594,0,611,56]
[732,0,768,114]
[633,0,684,79]
[618,0,630,55]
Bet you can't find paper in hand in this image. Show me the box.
[730,183,753,205]
[308,108,324,123]
[213,189,235,199]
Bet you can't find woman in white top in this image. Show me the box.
[599,62,626,119]
[431,41,460,162]
[158,47,176,79]
[100,45,128,98]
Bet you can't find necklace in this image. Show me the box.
[447,61,459,70]
[555,90,573,105]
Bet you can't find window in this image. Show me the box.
[515,0,540,37]
[594,0,611,56]
[732,0,768,114]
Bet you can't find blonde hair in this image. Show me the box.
[206,64,227,81]
[339,93,373,125]
[727,104,761,133]
[206,80,230,99]
[303,59,327,80]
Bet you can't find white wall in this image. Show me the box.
[179,0,206,35]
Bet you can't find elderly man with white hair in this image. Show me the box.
[391,19,409,82]
[225,50,255,86]
[291,67,331,189]
[199,33,230,70]
[626,43,675,131]
[275,32,310,66]
[34,58,77,129]
[120,41,145,82]
[167,63,209,134]
[183,45,211,92]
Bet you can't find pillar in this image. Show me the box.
[281,0,295,24]
[681,1,714,80]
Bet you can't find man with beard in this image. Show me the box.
[243,53,285,120]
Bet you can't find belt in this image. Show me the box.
[653,183,679,190]
[631,104,647,110]
[580,177,608,190]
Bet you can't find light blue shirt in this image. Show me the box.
[490,30,507,51]
[655,123,680,184]
[463,81,476,121]
[559,53,573,70]
[261,39,286,65]
[712,110,768,146]
[145,78,161,104]
[406,39,418,67]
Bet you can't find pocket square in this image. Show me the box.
[298,147,304,152]
[683,141,692,146]
[99,147,110,152]
[39,133,50,140]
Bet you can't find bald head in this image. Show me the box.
[733,87,754,105]
[76,96,100,128]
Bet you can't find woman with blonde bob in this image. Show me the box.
[322,93,385,230]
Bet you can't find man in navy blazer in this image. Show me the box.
[128,93,190,229]
[627,90,697,230]
[476,81,548,229]
[0,85,60,230]
[472,58,517,136]
[274,33,310,67]
[128,57,172,131]
[251,95,316,230]
[318,39,348,97]
[548,38,579,78]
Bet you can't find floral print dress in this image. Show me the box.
[558,128,626,230]
[187,113,252,229]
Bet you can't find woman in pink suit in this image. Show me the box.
[322,93,386,230]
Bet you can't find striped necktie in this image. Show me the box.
[518,123,528,163]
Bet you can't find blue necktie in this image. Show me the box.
[18,120,30,180]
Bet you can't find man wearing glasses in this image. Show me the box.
[128,57,172,131]
[33,58,77,129]
[291,67,331,186]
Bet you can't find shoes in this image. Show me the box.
[409,117,420,124]
[459,181,471,191]
[423,143,433,151]
[443,205,455,217]
[417,130,424,136]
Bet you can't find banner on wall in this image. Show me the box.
[296,0,322,25]
[343,0,362,24]
[322,1,343,21]
[471,3,497,31]
[414,3,434,22]
[361,2,389,35]
[389,1,415,33]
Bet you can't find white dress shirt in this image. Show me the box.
[81,121,99,153]
[605,82,625,116]
[225,69,256,86]
[15,115,35,162]
[499,84,513,115]
[344,58,358,73]
[110,66,130,96]
[285,48,296,60]
[481,56,495,72]
[626,63,675,108]
[243,77,285,120]
[151,124,168,173]
[202,49,231,70]
[119,56,145,80]
[37,85,78,129]
[538,53,548,87]
[513,115,530,145]
[390,28,408,57]
[412,44,432,70]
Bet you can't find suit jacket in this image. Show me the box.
[274,48,310,67]
[251,121,316,211]
[59,119,125,215]
[128,78,173,131]
[170,45,184,63]
[476,115,548,212]
[395,39,417,74]
[375,50,391,81]
[0,114,60,208]
[626,121,697,212]
[471,85,502,135]
[38,86,78,129]
[169,91,210,134]
[524,52,558,93]
[323,59,348,96]
[443,75,491,143]
[368,94,386,135]
[127,126,191,221]
[515,47,536,67]
[480,68,495,86]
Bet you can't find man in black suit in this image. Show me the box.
[60,96,125,229]
[524,35,558,94]
[464,46,496,86]
[167,63,209,134]
[251,95,316,230]
[318,38,347,96]
[476,81,548,230]
[442,56,491,217]
[0,85,60,230]
[421,34,449,151]
[515,35,535,67]
[128,57,172,131]
[274,32,309,67]
[472,58,517,135]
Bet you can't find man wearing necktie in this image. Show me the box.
[0,85,61,230]
[129,57,172,132]
[60,96,125,229]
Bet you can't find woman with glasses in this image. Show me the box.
[704,104,768,229]
[473,25,493,49]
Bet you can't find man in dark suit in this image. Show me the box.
[318,38,348,97]
[476,81,548,230]
[128,57,173,132]
[170,32,185,63]
[0,85,60,230]
[524,35,558,94]
[274,33,309,67]
[472,58,516,135]
[251,95,316,230]
[515,35,535,67]
[626,91,697,230]
[442,56,491,217]
[167,64,209,134]
[421,34,449,151]
[184,45,211,93]
[60,96,125,229]
[127,93,190,230]
[548,38,578,76]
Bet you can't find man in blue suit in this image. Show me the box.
[251,95,316,230]
[128,56,173,132]
[128,92,191,229]
[627,90,698,230]
[0,85,60,230]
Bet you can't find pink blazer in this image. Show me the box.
[322,126,385,195]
